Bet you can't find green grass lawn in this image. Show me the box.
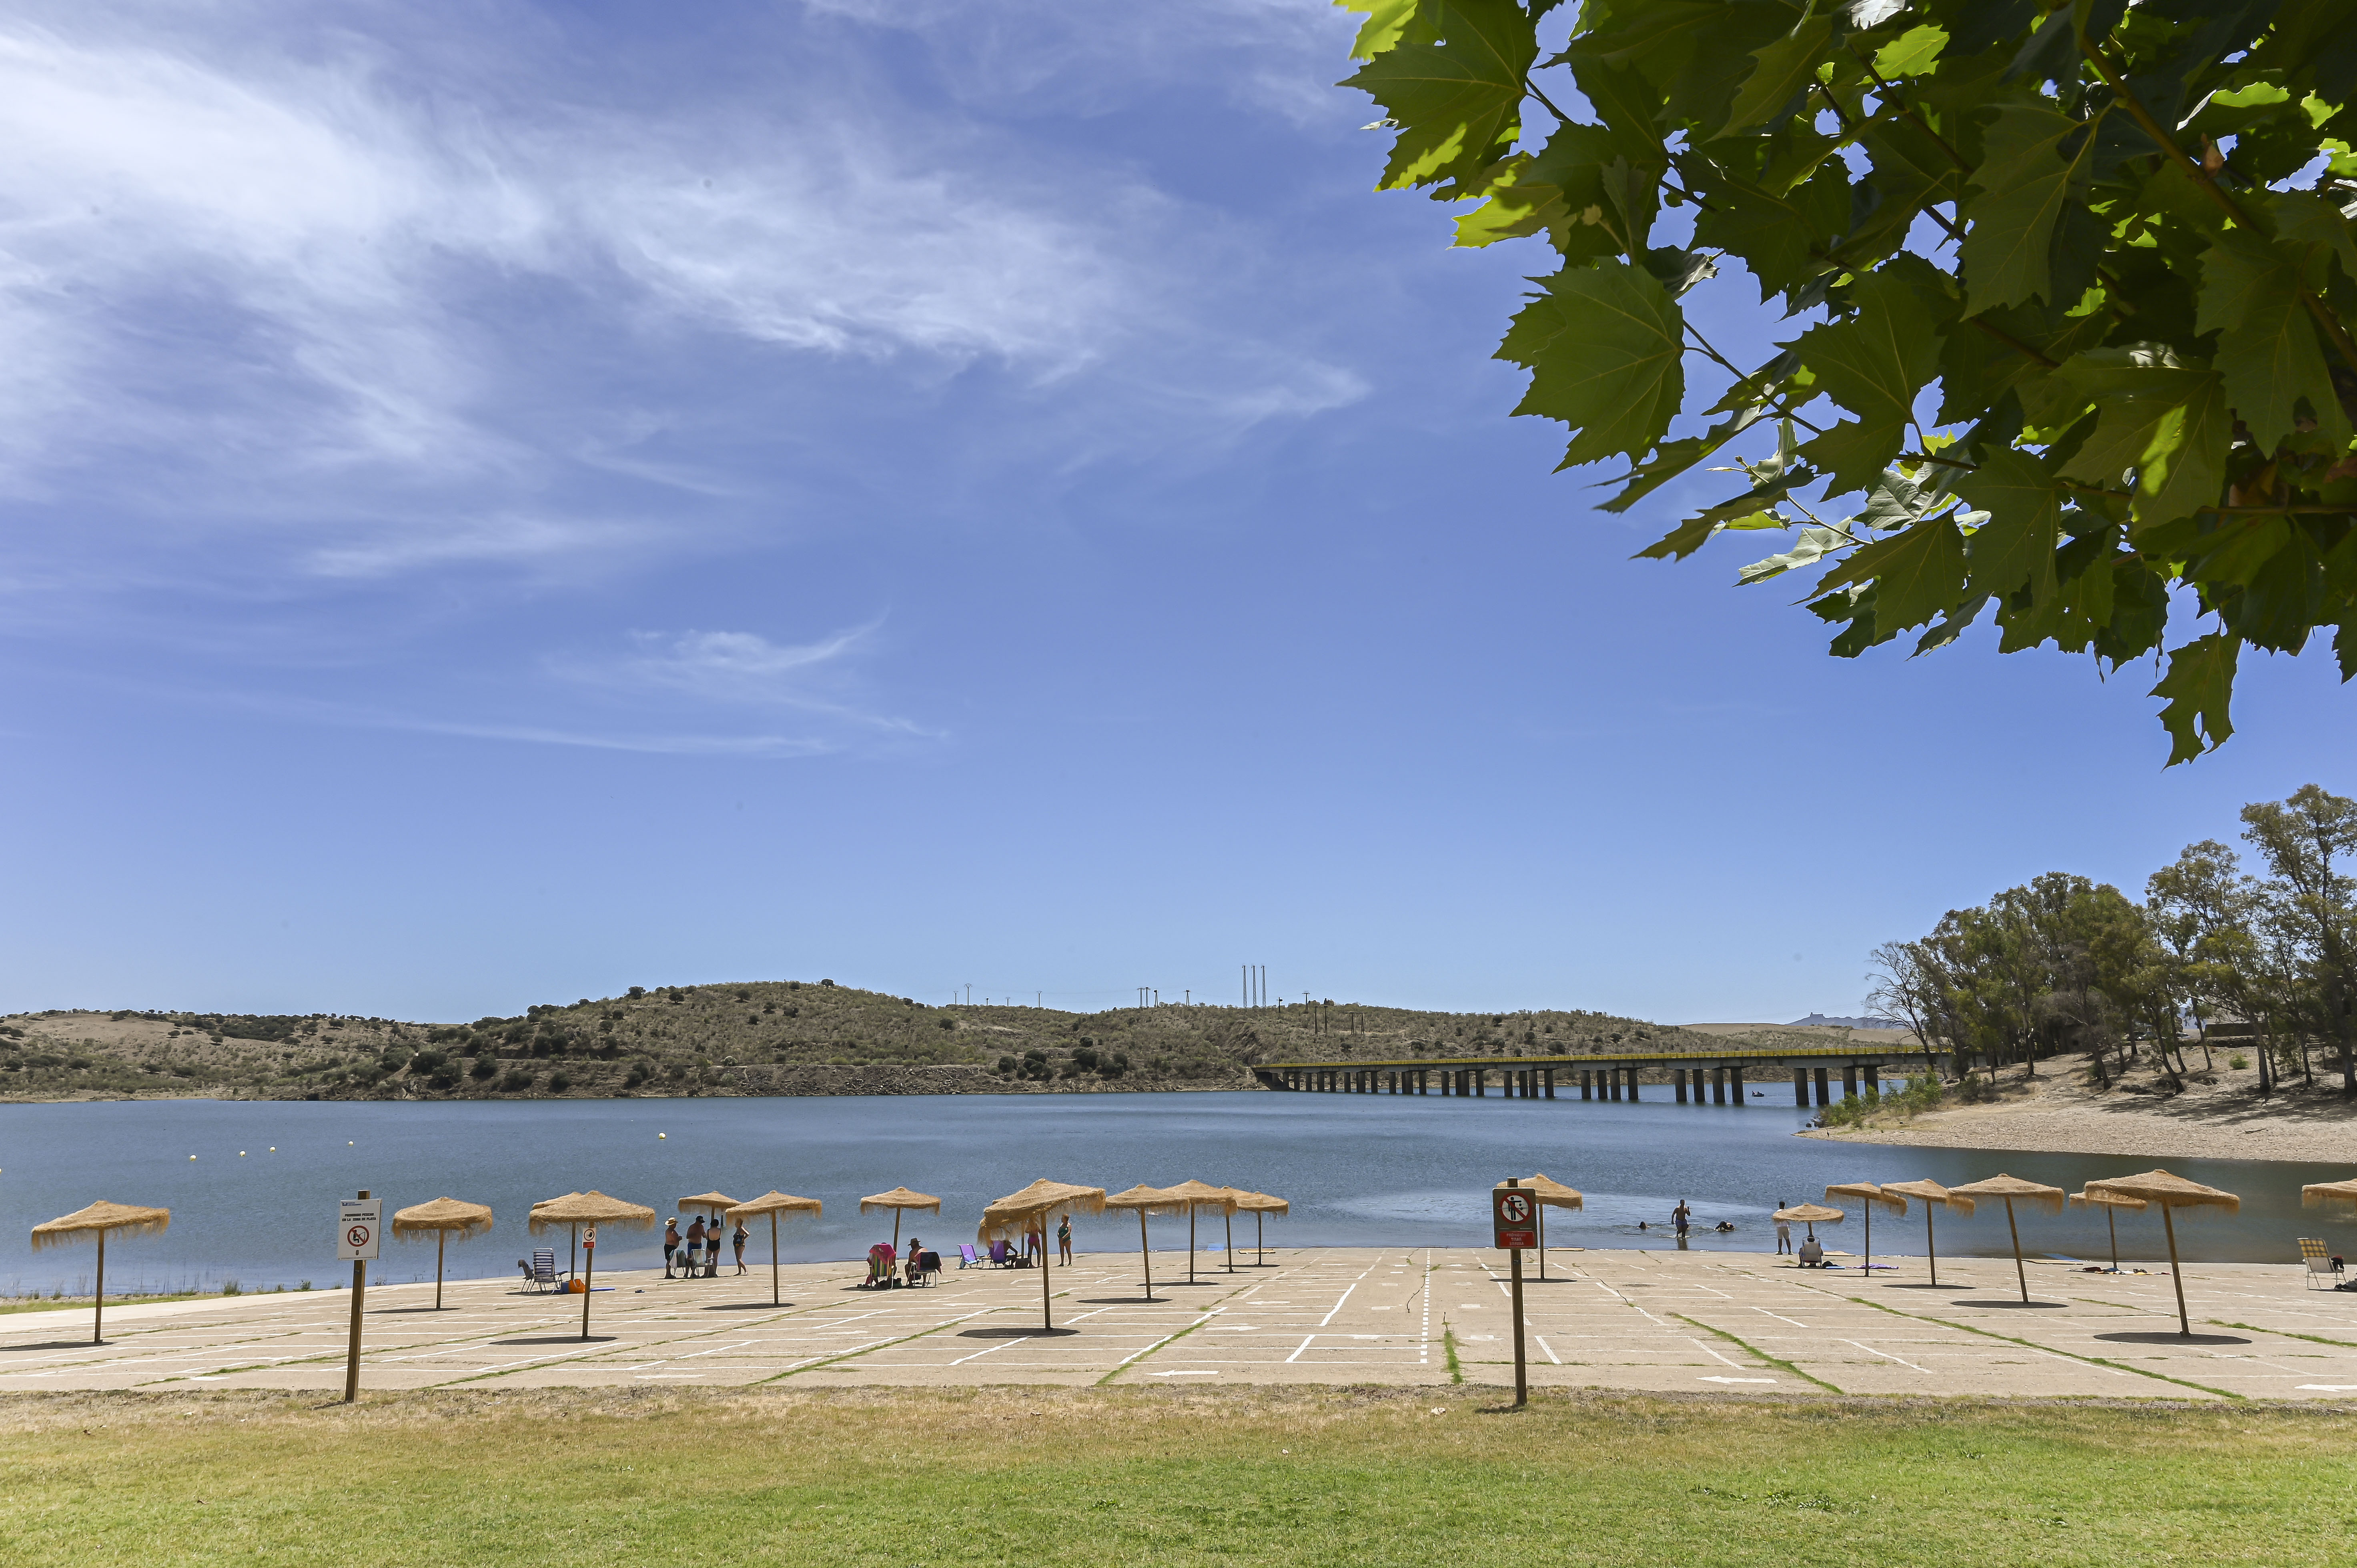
[0,1294,214,1317]
[2,1386,2348,1566]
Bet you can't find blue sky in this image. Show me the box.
[4,0,2353,1026]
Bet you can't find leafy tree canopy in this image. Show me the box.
[1340,0,2357,761]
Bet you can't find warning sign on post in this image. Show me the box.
[338,1198,382,1261]
[1493,1187,1537,1250]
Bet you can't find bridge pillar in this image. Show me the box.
[1864,1063,1880,1093]
[1842,1065,1858,1101]
[1543,1067,1554,1099]
[1794,1068,1809,1105]
[1627,1070,1641,1101]
[1475,1069,1486,1097]
[1813,1067,1829,1104]
[1611,1069,1623,1101]
[1674,1070,1688,1103]
[1712,1067,1726,1104]
[1578,1070,1589,1099]
[1731,1067,1744,1101]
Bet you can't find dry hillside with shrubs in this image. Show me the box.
[0,983,1734,1102]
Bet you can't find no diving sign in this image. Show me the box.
[1493,1187,1538,1250]
[338,1198,382,1261]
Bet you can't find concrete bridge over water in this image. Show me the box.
[1254,1041,1930,1106]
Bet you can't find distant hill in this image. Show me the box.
[1,984,1747,1102]
[1788,1014,1902,1030]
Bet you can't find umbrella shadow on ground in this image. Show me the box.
[493,1335,620,1345]
[956,1326,1080,1338]
[703,1302,788,1311]
[0,1341,101,1352]
[1951,1300,2068,1308]
[378,1306,458,1314]
[2094,1330,2250,1345]
[1076,1296,1161,1305]
[1884,1282,1971,1289]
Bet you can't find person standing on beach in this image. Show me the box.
[662,1217,681,1279]
[732,1219,750,1276]
[685,1216,706,1278]
[1774,1202,1792,1256]
[1057,1214,1073,1265]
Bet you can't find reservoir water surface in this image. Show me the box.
[0,1090,2339,1292]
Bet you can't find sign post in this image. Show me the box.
[1493,1181,1535,1408]
[337,1191,380,1402]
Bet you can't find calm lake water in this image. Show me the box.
[1,1091,2344,1294]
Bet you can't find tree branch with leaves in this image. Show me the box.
[1341,0,2357,761]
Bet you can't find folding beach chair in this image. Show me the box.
[866,1243,897,1288]
[2299,1238,2347,1290]
[527,1249,561,1294]
[958,1244,981,1269]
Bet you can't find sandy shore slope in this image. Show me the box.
[1800,1058,2357,1165]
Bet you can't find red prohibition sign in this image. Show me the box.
[1498,1193,1531,1226]
[347,1224,371,1248]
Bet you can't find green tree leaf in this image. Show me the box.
[1956,446,2062,604]
[1718,15,1834,138]
[1784,267,1944,493]
[2198,228,2351,453]
[1959,101,2095,312]
[1342,0,1538,192]
[2151,634,2241,766]
[1814,516,1969,635]
[1497,260,1684,471]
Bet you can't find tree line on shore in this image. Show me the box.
[1871,785,2357,1099]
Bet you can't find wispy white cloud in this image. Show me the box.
[549,623,936,739]
[0,2,1367,587]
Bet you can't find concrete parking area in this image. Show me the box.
[5,1246,2355,1400]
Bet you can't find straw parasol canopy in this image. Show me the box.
[1501,1174,1583,1279]
[1161,1180,1237,1284]
[1773,1202,1845,1238]
[1949,1174,2066,1304]
[979,1180,1106,1331]
[859,1187,941,1252]
[31,1201,170,1345]
[726,1192,824,1306]
[674,1192,743,1279]
[393,1198,495,1311]
[678,1191,742,1215]
[2301,1177,2357,1210]
[1824,1183,1904,1276]
[2070,1186,2146,1275]
[529,1192,655,1338]
[1229,1190,1289,1266]
[1879,1178,1972,1286]
[2085,1169,2241,1336]
[1105,1185,1186,1300]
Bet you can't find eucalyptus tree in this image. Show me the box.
[1341,0,2357,759]
[2241,785,2357,1095]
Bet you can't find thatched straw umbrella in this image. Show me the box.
[1104,1185,1185,1300]
[726,1192,823,1306]
[2303,1176,2357,1211]
[30,1201,169,1344]
[1506,1174,1583,1279]
[677,1192,743,1279]
[529,1192,585,1278]
[2086,1169,2241,1336]
[391,1198,493,1310]
[1948,1175,2066,1304]
[1161,1180,1238,1284]
[859,1188,942,1255]
[1772,1202,1845,1242]
[529,1192,655,1337]
[1879,1179,1974,1286]
[978,1180,1106,1331]
[2069,1186,2145,1274]
[1824,1183,1907,1276]
[1230,1191,1288,1265]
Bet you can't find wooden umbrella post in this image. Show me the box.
[770,1214,781,1307]
[1256,1212,1264,1266]
[580,1229,596,1339]
[1041,1219,1053,1332]
[1136,1212,1150,1298]
[2106,1208,2119,1272]
[1864,1204,1872,1276]
[93,1230,105,1346]
[2161,1204,2189,1336]
[1926,1206,1937,1288]
[1225,1209,1234,1273]
[893,1211,902,1255]
[1187,1206,1196,1284]
[1537,1204,1545,1282]
[435,1232,446,1310]
[2004,1199,2027,1304]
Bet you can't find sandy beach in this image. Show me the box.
[1802,1057,2357,1165]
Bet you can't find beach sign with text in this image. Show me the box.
[338,1198,381,1261]
[1492,1187,1537,1250]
